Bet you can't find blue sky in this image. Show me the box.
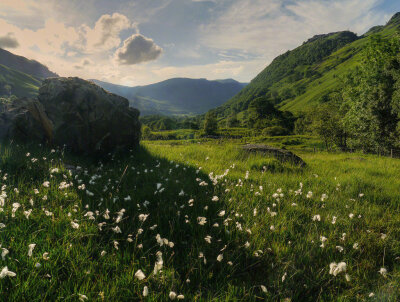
[0,0,398,85]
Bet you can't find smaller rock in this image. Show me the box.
[242,144,306,167]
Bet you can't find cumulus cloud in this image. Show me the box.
[74,58,93,69]
[84,13,134,52]
[115,34,162,65]
[0,33,19,48]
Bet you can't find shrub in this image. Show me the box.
[262,126,289,136]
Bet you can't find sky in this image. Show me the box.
[0,0,398,86]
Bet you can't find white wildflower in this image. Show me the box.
[71,221,79,229]
[143,286,148,297]
[169,291,177,300]
[379,267,387,277]
[28,243,36,257]
[134,269,146,280]
[0,266,16,278]
[197,217,207,225]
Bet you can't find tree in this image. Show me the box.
[226,114,240,127]
[309,103,347,151]
[247,96,278,128]
[341,35,400,152]
[142,125,152,139]
[204,112,218,135]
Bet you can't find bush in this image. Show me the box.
[262,126,289,136]
[282,138,303,146]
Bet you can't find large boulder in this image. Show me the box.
[242,144,306,167]
[0,77,141,154]
[37,77,141,154]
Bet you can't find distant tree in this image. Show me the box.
[204,112,218,135]
[247,96,279,128]
[226,114,240,127]
[262,126,289,136]
[309,102,347,151]
[142,125,152,139]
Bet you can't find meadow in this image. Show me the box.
[0,139,399,301]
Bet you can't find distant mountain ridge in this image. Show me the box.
[92,78,247,116]
[0,48,58,79]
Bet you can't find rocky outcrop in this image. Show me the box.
[0,77,141,154]
[242,144,306,167]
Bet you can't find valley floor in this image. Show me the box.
[0,140,399,301]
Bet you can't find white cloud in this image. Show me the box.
[84,13,135,52]
[0,33,19,48]
[115,34,163,65]
[0,12,138,77]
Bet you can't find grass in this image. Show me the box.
[0,139,399,301]
[0,64,41,98]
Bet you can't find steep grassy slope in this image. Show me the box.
[0,64,41,98]
[214,13,400,117]
[0,48,58,79]
[92,78,247,116]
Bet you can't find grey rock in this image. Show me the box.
[0,77,141,154]
[242,144,306,167]
[0,98,52,142]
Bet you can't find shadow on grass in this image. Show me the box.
[74,145,275,299]
[0,142,275,300]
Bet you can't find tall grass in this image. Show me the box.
[0,140,399,301]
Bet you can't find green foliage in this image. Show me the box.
[341,35,400,152]
[141,125,152,139]
[299,102,347,150]
[246,96,295,133]
[226,114,240,127]
[262,126,289,136]
[203,111,218,135]
[140,115,200,131]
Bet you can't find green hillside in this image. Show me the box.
[0,48,58,79]
[214,13,400,118]
[0,64,41,98]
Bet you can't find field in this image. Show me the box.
[0,139,399,301]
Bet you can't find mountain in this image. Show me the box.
[212,12,400,119]
[0,48,58,79]
[92,78,247,116]
[0,64,42,98]
[0,48,58,98]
